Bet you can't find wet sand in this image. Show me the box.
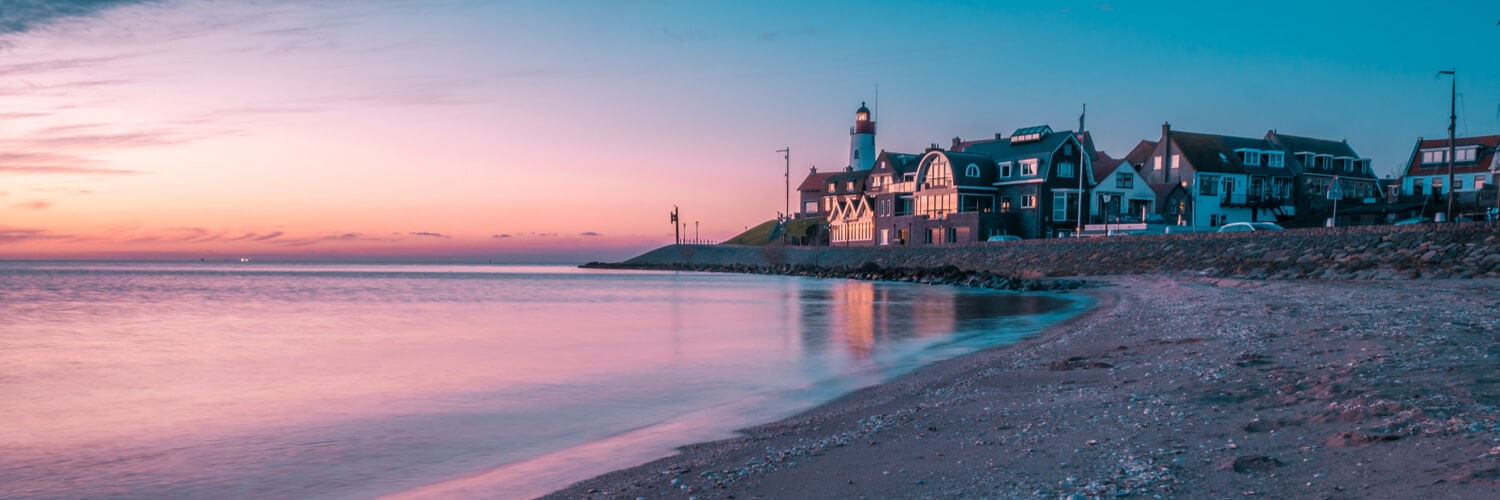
[546,276,1500,499]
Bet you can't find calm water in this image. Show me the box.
[0,261,1087,499]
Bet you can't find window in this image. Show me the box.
[1456,177,1465,190]
[1058,161,1075,178]
[1153,156,1162,170]
[1457,148,1477,162]
[1053,192,1071,221]
[965,164,980,177]
[853,150,860,160]
[1296,152,1314,168]
[1199,176,1219,196]
[1476,176,1486,190]
[1171,154,1180,169]
[1021,195,1036,208]
[999,162,1013,177]
[1000,196,1012,213]
[1412,178,1425,196]
[846,181,855,191]
[1341,158,1354,172]
[1020,159,1038,176]
[827,182,836,192]
[1237,149,1261,166]
[1422,150,1446,165]
[1116,172,1134,189]
[1266,152,1284,167]
[1064,143,1073,155]
[1433,178,1444,194]
[924,156,952,187]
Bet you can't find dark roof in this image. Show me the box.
[934,151,996,187]
[1401,134,1500,177]
[963,127,1079,162]
[1091,150,1125,182]
[797,171,838,191]
[1267,131,1374,179]
[1169,130,1291,177]
[873,151,921,174]
[1122,140,1157,167]
[826,169,868,183]
[856,102,870,115]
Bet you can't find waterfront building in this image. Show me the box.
[1397,134,1500,219]
[1089,143,1159,224]
[1141,124,1296,228]
[1265,131,1378,227]
[963,125,1094,239]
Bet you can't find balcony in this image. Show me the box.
[1221,191,1288,207]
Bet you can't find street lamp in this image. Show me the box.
[1102,193,1113,236]
[1180,178,1194,230]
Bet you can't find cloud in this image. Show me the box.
[531,232,558,237]
[408,231,450,239]
[11,200,52,210]
[253,231,284,241]
[579,231,600,237]
[0,0,160,35]
[0,227,69,244]
[492,234,511,238]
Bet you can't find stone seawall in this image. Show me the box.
[614,222,1500,280]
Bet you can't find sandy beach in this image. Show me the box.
[547,275,1500,498]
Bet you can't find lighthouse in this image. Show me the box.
[849,102,875,170]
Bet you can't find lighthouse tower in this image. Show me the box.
[849,102,876,170]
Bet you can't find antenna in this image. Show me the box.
[873,83,879,123]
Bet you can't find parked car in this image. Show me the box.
[1392,217,1432,225]
[986,234,1021,242]
[1217,222,1284,233]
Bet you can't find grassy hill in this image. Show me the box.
[721,218,825,246]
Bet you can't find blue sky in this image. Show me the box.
[0,0,1496,260]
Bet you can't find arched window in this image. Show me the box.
[966,164,980,177]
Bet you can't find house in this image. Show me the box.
[1398,134,1500,219]
[1088,142,1159,225]
[825,168,875,245]
[795,167,838,218]
[867,150,921,244]
[963,125,1094,239]
[1141,124,1295,228]
[1265,131,1378,227]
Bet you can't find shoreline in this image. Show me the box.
[546,275,1500,498]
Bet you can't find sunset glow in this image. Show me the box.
[2,1,1497,261]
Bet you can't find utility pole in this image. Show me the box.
[671,206,679,245]
[1440,69,1456,222]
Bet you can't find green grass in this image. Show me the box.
[721,217,826,245]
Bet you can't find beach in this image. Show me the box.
[547,275,1500,498]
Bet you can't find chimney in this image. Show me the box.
[951,137,962,149]
[1162,122,1171,139]
[995,133,1004,140]
[809,166,817,173]
[928,143,941,151]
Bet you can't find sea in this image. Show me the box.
[0,261,1089,499]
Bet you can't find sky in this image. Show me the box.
[1,0,1497,262]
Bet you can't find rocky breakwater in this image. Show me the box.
[580,260,1089,292]
[593,222,1500,280]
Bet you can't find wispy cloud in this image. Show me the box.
[0,227,70,244]
[408,231,450,239]
[0,0,161,36]
[579,231,600,236]
[11,200,52,210]
[492,234,511,238]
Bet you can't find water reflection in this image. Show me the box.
[798,279,1068,360]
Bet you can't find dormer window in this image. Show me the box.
[1338,157,1354,172]
[1020,159,1039,176]
[1009,125,1052,144]
[999,161,1013,177]
[1421,149,1447,165]
[1266,151,1284,167]
[1296,152,1314,168]
[1235,149,1261,166]
[965,164,980,177]
[1456,147,1478,162]
[827,182,836,192]
[1315,154,1332,170]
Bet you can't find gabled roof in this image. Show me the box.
[1090,151,1125,182]
[1169,130,1290,177]
[933,151,996,187]
[1401,134,1500,177]
[1122,140,1157,166]
[873,151,921,175]
[797,170,838,191]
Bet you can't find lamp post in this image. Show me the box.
[1102,193,1113,236]
[1438,69,1456,222]
[1181,178,1194,230]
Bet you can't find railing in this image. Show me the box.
[1221,191,1288,206]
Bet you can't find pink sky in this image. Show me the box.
[3,1,1498,261]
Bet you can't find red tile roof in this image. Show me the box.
[797,171,838,192]
[1401,134,1500,178]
